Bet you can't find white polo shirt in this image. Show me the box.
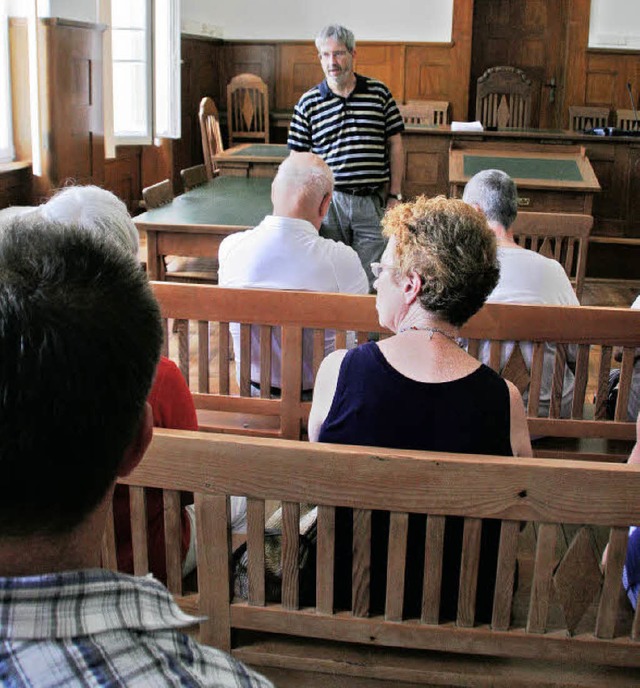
[219,215,369,390]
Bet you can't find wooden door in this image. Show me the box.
[470,0,568,129]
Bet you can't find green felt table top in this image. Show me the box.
[463,155,583,181]
[225,144,289,158]
[136,177,273,227]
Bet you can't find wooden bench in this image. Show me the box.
[107,428,640,686]
[152,283,639,461]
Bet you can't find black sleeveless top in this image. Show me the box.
[318,342,513,621]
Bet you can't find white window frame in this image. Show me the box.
[0,0,15,163]
[101,0,180,157]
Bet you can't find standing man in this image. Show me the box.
[288,24,405,288]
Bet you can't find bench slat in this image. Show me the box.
[527,522,557,634]
[352,508,372,618]
[198,320,209,393]
[316,505,335,614]
[491,520,520,631]
[596,526,628,638]
[163,489,183,595]
[281,501,300,610]
[572,343,591,418]
[247,497,266,606]
[218,322,230,395]
[240,324,251,396]
[259,325,272,398]
[422,514,445,624]
[385,512,409,622]
[130,486,149,576]
[457,517,482,627]
[196,493,231,650]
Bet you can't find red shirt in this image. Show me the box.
[114,357,198,582]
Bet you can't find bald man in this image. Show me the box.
[219,151,368,397]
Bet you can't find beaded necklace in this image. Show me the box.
[397,324,461,346]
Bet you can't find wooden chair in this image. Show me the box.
[615,109,639,132]
[476,66,532,128]
[142,179,173,209]
[198,97,224,179]
[399,100,449,126]
[568,106,610,132]
[511,211,593,301]
[227,73,270,147]
[180,164,208,192]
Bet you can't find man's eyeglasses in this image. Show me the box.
[319,50,349,61]
[370,262,396,279]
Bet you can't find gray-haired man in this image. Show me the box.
[288,23,405,288]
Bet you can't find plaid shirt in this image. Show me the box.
[0,569,273,687]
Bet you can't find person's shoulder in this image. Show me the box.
[295,82,324,106]
[359,74,393,95]
[317,236,369,292]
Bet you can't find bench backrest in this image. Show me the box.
[152,283,639,458]
[109,429,640,669]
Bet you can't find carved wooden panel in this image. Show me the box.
[585,52,640,111]
[103,146,142,214]
[275,43,323,111]
[222,43,276,106]
[0,164,32,209]
[355,43,404,104]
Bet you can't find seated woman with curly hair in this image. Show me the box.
[308,195,531,621]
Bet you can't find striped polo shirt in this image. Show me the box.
[287,74,404,191]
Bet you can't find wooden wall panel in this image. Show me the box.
[222,43,276,106]
[103,147,141,214]
[585,52,640,111]
[0,164,32,209]
[178,36,223,176]
[354,43,404,104]
[276,43,323,111]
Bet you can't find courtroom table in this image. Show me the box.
[448,141,600,214]
[134,177,273,280]
[214,143,289,177]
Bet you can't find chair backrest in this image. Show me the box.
[180,164,208,193]
[400,100,450,126]
[142,179,174,209]
[227,73,270,147]
[198,97,224,179]
[568,106,610,132]
[510,211,593,301]
[615,109,639,132]
[476,66,532,128]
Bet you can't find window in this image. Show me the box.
[105,0,180,149]
[0,0,14,162]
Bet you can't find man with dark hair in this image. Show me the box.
[462,169,579,418]
[288,23,404,288]
[0,218,272,687]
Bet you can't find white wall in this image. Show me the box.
[6,0,98,22]
[181,0,453,42]
[589,0,640,49]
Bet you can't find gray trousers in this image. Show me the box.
[320,189,386,290]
